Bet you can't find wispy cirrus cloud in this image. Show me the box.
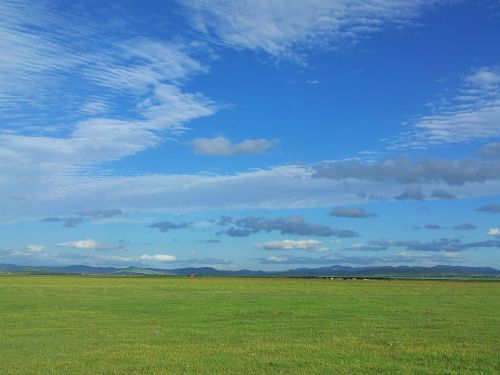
[0,1,85,116]
[1,2,500,224]
[1,84,217,174]
[0,1,211,121]
[178,0,448,60]
[389,66,500,149]
[0,0,219,200]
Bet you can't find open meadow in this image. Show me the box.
[0,276,499,374]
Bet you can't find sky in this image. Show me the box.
[1,0,500,270]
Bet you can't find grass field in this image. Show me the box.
[0,276,499,374]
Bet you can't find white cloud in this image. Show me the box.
[80,101,110,115]
[1,84,217,174]
[467,68,500,86]
[96,255,135,263]
[390,66,500,148]
[265,255,289,263]
[0,1,212,120]
[26,244,44,253]
[178,0,445,60]
[57,239,116,250]
[1,244,46,257]
[192,136,273,156]
[255,239,328,252]
[139,254,177,262]
[0,1,84,115]
[0,1,219,187]
[5,0,500,225]
[3,161,500,223]
[85,39,209,93]
[487,228,500,238]
[477,142,500,159]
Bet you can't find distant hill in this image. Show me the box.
[0,263,499,278]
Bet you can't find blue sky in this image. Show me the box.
[1,0,500,270]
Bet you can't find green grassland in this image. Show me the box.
[0,276,499,374]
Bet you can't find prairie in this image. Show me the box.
[0,276,498,374]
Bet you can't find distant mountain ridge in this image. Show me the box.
[1,263,499,278]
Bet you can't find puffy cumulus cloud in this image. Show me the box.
[255,239,327,252]
[431,189,456,199]
[178,0,445,60]
[221,228,253,237]
[329,207,376,218]
[139,254,176,262]
[395,187,425,201]
[345,238,500,252]
[220,216,357,238]
[476,204,500,214]
[313,156,500,186]
[56,239,117,250]
[477,142,500,160]
[454,223,476,230]
[488,228,500,238]
[149,221,190,232]
[191,136,274,156]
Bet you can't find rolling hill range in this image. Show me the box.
[0,263,499,278]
